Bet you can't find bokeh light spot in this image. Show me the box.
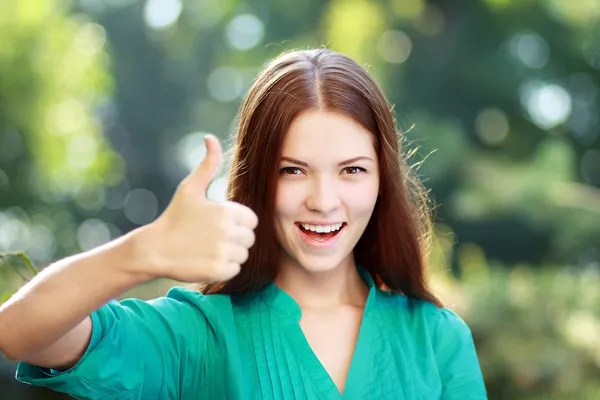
[74,23,107,56]
[77,218,111,251]
[475,108,510,146]
[27,224,57,263]
[520,80,572,130]
[377,30,413,64]
[510,32,550,69]
[124,188,159,225]
[67,135,99,169]
[176,132,208,174]
[226,14,264,51]
[143,0,182,31]
[208,67,243,102]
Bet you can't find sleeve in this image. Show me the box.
[15,288,209,400]
[432,307,488,400]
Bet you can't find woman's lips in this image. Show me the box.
[295,222,346,249]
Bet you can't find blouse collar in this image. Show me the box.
[259,265,377,322]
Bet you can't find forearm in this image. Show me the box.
[0,229,153,361]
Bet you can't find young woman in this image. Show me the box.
[0,49,487,399]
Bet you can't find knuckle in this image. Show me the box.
[246,211,259,229]
[176,180,196,197]
[218,203,236,224]
[241,205,257,221]
[239,247,249,263]
[175,179,188,192]
[227,263,241,277]
[247,231,256,247]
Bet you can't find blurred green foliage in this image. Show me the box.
[1,0,600,398]
[0,252,38,302]
[428,230,600,399]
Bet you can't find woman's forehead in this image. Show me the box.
[281,110,376,157]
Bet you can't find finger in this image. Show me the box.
[183,134,222,196]
[224,262,241,278]
[229,226,256,249]
[228,245,250,265]
[231,203,259,229]
[211,262,241,282]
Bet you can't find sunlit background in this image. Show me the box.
[1,0,600,398]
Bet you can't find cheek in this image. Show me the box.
[273,184,303,246]
[347,180,379,213]
[274,182,302,219]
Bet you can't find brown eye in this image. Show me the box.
[343,166,366,175]
[280,167,303,175]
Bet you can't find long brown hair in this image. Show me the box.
[202,48,441,306]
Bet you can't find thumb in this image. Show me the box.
[184,134,223,195]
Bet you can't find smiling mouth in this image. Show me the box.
[295,222,347,242]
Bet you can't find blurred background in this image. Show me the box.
[1,0,599,398]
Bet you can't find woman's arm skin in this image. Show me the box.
[0,135,258,370]
[0,232,149,369]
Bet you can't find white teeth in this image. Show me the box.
[300,223,343,233]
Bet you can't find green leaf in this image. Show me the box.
[15,252,38,276]
[0,251,38,276]
[0,251,39,290]
[0,291,13,304]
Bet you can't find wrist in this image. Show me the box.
[106,226,161,284]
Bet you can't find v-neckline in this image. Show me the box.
[259,266,378,399]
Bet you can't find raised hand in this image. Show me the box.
[137,134,258,283]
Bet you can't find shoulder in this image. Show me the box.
[379,292,486,394]
[96,287,236,336]
[405,297,483,382]
[148,286,236,325]
[412,298,472,337]
[376,290,473,343]
[110,286,234,315]
[161,286,233,310]
[405,299,486,397]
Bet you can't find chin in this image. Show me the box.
[275,225,358,275]
[291,252,351,274]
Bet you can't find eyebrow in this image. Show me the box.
[280,156,374,167]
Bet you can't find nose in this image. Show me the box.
[305,174,341,214]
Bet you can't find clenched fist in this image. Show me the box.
[136,134,259,283]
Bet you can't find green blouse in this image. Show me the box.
[16,268,487,399]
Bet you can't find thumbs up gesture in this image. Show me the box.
[136,135,259,283]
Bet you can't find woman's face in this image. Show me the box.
[274,110,380,274]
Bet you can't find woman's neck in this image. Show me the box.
[274,257,369,311]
